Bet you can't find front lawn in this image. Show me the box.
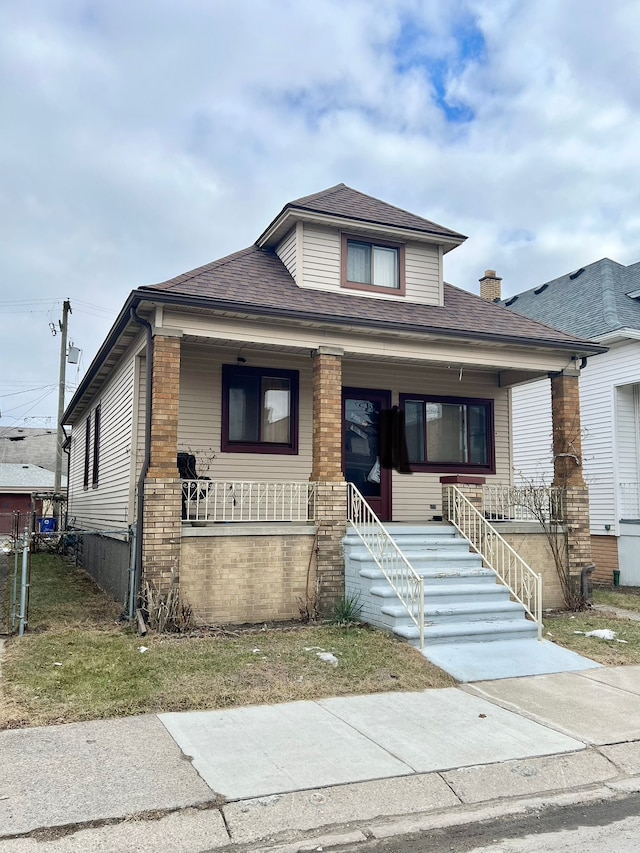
[0,554,454,729]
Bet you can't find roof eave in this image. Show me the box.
[256,207,466,253]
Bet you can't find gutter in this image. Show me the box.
[128,306,153,621]
[135,289,608,355]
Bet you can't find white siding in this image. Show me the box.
[511,378,553,484]
[300,224,341,291]
[275,227,297,282]
[404,242,441,305]
[512,339,640,536]
[616,384,637,485]
[68,356,136,531]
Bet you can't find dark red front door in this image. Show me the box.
[343,388,392,521]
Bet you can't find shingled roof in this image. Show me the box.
[142,244,601,352]
[257,184,466,246]
[502,258,640,339]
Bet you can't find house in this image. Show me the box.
[0,427,58,471]
[0,463,65,535]
[62,185,603,628]
[501,258,640,585]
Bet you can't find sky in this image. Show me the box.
[2,0,640,429]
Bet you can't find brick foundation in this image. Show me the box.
[180,530,317,624]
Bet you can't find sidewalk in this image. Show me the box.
[1,665,640,851]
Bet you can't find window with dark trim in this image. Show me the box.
[222,365,299,454]
[341,233,406,295]
[399,394,495,474]
[83,417,91,490]
[92,404,101,488]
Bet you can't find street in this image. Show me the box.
[331,792,640,853]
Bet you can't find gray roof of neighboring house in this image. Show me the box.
[501,258,640,340]
[142,243,601,351]
[0,463,66,491]
[0,427,58,470]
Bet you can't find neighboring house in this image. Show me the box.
[502,258,640,585]
[62,184,602,624]
[0,463,65,535]
[0,427,57,470]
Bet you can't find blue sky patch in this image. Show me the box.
[393,14,486,124]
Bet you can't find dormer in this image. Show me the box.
[255,184,466,307]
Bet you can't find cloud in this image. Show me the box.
[1,0,640,424]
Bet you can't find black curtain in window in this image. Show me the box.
[380,406,412,474]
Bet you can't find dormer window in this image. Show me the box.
[341,234,406,295]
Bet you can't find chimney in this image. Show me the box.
[479,269,502,302]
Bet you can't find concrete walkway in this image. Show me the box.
[2,665,640,851]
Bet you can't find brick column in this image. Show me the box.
[550,371,593,583]
[310,347,346,616]
[440,475,486,520]
[142,332,183,594]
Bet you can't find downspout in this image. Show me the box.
[129,306,153,620]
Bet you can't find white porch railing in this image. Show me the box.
[483,484,565,523]
[182,481,317,523]
[619,482,640,520]
[347,483,424,649]
[444,485,543,640]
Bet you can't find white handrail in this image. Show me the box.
[347,483,424,649]
[182,481,317,523]
[483,484,565,523]
[444,485,543,640]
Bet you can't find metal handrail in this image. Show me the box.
[444,485,543,640]
[347,483,424,649]
[182,480,317,523]
[483,484,565,523]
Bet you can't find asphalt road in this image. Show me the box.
[331,792,640,853]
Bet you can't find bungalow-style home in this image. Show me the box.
[501,258,640,586]
[62,185,604,643]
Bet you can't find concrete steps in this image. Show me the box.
[344,523,538,647]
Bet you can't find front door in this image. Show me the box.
[343,388,392,521]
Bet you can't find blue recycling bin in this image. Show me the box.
[39,517,57,533]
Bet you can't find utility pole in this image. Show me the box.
[54,299,71,498]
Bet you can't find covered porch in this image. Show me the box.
[138,314,593,627]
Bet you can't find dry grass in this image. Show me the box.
[544,609,640,666]
[0,555,454,729]
[593,587,640,613]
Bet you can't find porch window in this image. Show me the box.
[341,234,406,295]
[222,365,299,454]
[400,394,495,473]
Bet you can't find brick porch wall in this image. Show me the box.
[180,531,317,624]
[551,372,593,582]
[142,333,183,595]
